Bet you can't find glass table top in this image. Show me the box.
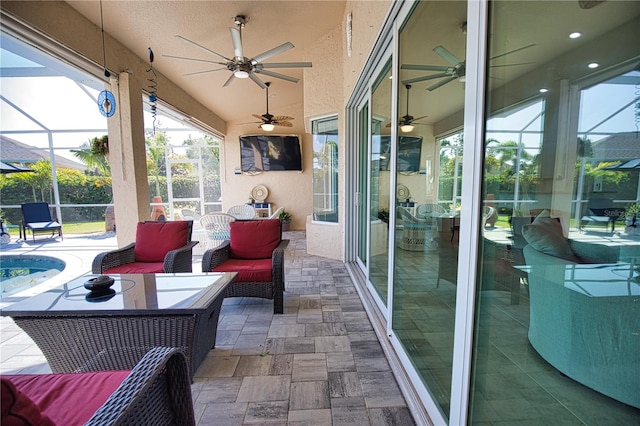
[0,272,236,316]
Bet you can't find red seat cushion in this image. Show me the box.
[104,261,165,274]
[1,378,55,426]
[134,221,190,263]
[2,370,129,426]
[212,258,273,282]
[229,219,281,260]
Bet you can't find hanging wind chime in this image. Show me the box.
[97,0,116,118]
[147,47,158,134]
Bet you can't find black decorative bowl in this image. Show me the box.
[84,275,115,292]
[85,288,116,302]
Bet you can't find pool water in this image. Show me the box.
[0,255,65,297]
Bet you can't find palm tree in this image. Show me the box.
[71,136,110,175]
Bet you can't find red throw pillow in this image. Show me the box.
[229,219,281,260]
[134,221,190,263]
[1,378,56,426]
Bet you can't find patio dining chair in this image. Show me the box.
[199,213,236,249]
[20,202,63,242]
[227,204,257,220]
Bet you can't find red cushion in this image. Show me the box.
[1,378,55,426]
[3,370,129,426]
[104,262,165,274]
[212,258,273,282]
[229,219,281,260]
[134,221,190,263]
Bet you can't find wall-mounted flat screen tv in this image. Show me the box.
[375,135,423,172]
[240,135,303,172]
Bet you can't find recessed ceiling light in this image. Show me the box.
[569,32,582,39]
[539,88,549,93]
[588,62,599,69]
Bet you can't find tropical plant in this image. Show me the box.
[279,209,292,222]
[71,135,110,176]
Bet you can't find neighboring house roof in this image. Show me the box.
[0,135,86,171]
[591,131,640,160]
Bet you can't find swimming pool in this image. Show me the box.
[0,255,66,297]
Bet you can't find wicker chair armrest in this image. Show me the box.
[272,239,288,290]
[201,241,231,271]
[164,241,198,273]
[91,243,136,273]
[85,347,195,426]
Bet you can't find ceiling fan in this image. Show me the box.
[401,43,535,91]
[249,82,293,131]
[386,84,428,132]
[163,15,312,89]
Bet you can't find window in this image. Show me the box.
[311,116,338,222]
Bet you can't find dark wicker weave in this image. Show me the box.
[202,239,288,314]
[84,347,195,426]
[11,293,226,379]
[92,221,197,274]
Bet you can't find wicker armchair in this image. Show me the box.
[86,347,195,425]
[92,221,197,274]
[202,219,288,314]
[397,206,434,251]
[227,204,257,220]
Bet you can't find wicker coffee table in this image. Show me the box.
[1,272,235,378]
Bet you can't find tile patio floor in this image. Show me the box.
[0,231,415,425]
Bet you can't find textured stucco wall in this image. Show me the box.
[304,1,392,260]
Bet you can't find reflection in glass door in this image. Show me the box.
[369,60,393,305]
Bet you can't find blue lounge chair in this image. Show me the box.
[20,202,63,241]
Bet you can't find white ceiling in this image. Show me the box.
[66,1,347,124]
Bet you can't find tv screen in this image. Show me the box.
[240,135,303,172]
[376,135,423,172]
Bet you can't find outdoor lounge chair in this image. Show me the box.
[92,220,197,274]
[201,218,288,314]
[20,202,63,242]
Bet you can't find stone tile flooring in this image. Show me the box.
[190,232,415,425]
[0,231,415,425]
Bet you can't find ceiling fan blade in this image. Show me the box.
[222,73,236,87]
[401,64,449,72]
[402,72,451,85]
[229,27,244,60]
[490,43,536,61]
[249,73,267,89]
[275,121,293,127]
[259,62,313,69]
[184,68,226,76]
[251,42,294,64]
[162,54,226,65]
[252,114,267,121]
[175,35,231,62]
[426,76,457,91]
[410,115,429,122]
[272,115,294,121]
[433,45,462,66]
[254,69,300,83]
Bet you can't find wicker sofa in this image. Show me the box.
[1,347,195,425]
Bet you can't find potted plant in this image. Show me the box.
[279,209,292,231]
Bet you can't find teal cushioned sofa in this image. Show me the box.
[523,241,640,409]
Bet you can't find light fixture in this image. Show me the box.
[234,70,249,79]
[458,75,466,83]
[400,124,414,133]
[539,88,548,93]
[588,62,599,69]
[261,123,275,131]
[569,32,582,39]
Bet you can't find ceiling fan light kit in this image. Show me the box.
[400,124,415,133]
[261,123,275,131]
